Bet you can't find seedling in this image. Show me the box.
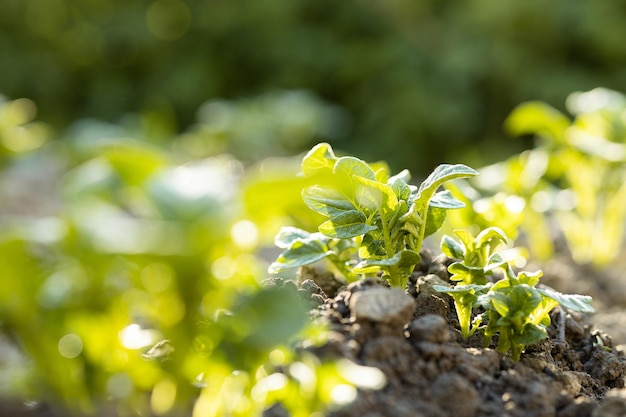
[441,226,510,285]
[435,229,594,360]
[270,143,477,288]
[268,226,359,282]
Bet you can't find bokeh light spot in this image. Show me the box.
[211,256,237,280]
[146,0,191,41]
[58,333,83,359]
[119,324,156,349]
[151,377,177,415]
[231,220,258,250]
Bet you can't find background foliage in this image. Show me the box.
[3,0,626,172]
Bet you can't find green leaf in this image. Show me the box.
[424,205,447,238]
[484,253,508,272]
[319,210,377,239]
[389,169,412,185]
[416,164,478,203]
[358,234,386,258]
[429,190,466,209]
[353,176,399,218]
[453,229,475,254]
[333,156,377,183]
[537,288,594,313]
[441,235,465,259]
[510,285,543,315]
[448,262,487,285]
[515,270,543,287]
[433,283,492,295]
[490,285,542,322]
[353,250,420,273]
[475,226,508,249]
[513,323,548,346]
[301,142,337,177]
[273,226,314,249]
[268,239,332,273]
[389,170,413,201]
[504,102,569,144]
[302,185,355,217]
[529,295,559,326]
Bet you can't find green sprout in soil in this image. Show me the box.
[269,142,477,288]
[434,228,594,361]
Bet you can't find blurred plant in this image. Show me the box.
[7,0,626,174]
[175,90,350,162]
[270,142,477,288]
[447,87,626,267]
[434,228,594,360]
[0,96,49,160]
[0,119,367,416]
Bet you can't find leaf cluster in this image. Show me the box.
[434,228,594,360]
[270,143,477,288]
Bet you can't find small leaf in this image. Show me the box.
[433,283,492,295]
[453,229,475,254]
[488,291,512,318]
[475,226,509,249]
[441,235,465,259]
[537,288,594,313]
[273,226,313,248]
[515,270,543,287]
[319,210,377,239]
[513,323,548,346]
[302,185,355,217]
[511,285,543,315]
[429,190,466,209]
[269,239,332,273]
[358,234,386,258]
[389,169,412,185]
[424,205,447,238]
[353,176,399,218]
[301,142,337,177]
[388,177,411,202]
[484,253,509,272]
[333,156,377,182]
[416,164,478,202]
[353,250,420,272]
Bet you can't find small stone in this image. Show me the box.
[408,314,450,344]
[350,287,415,328]
[557,371,586,396]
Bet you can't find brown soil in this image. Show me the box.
[273,248,626,417]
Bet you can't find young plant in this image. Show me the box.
[441,226,510,285]
[268,226,359,282]
[435,228,594,360]
[435,227,510,338]
[478,268,594,361]
[270,142,478,288]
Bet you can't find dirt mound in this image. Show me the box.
[288,249,626,417]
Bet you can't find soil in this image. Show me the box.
[268,248,626,417]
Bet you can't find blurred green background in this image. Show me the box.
[3,0,626,172]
